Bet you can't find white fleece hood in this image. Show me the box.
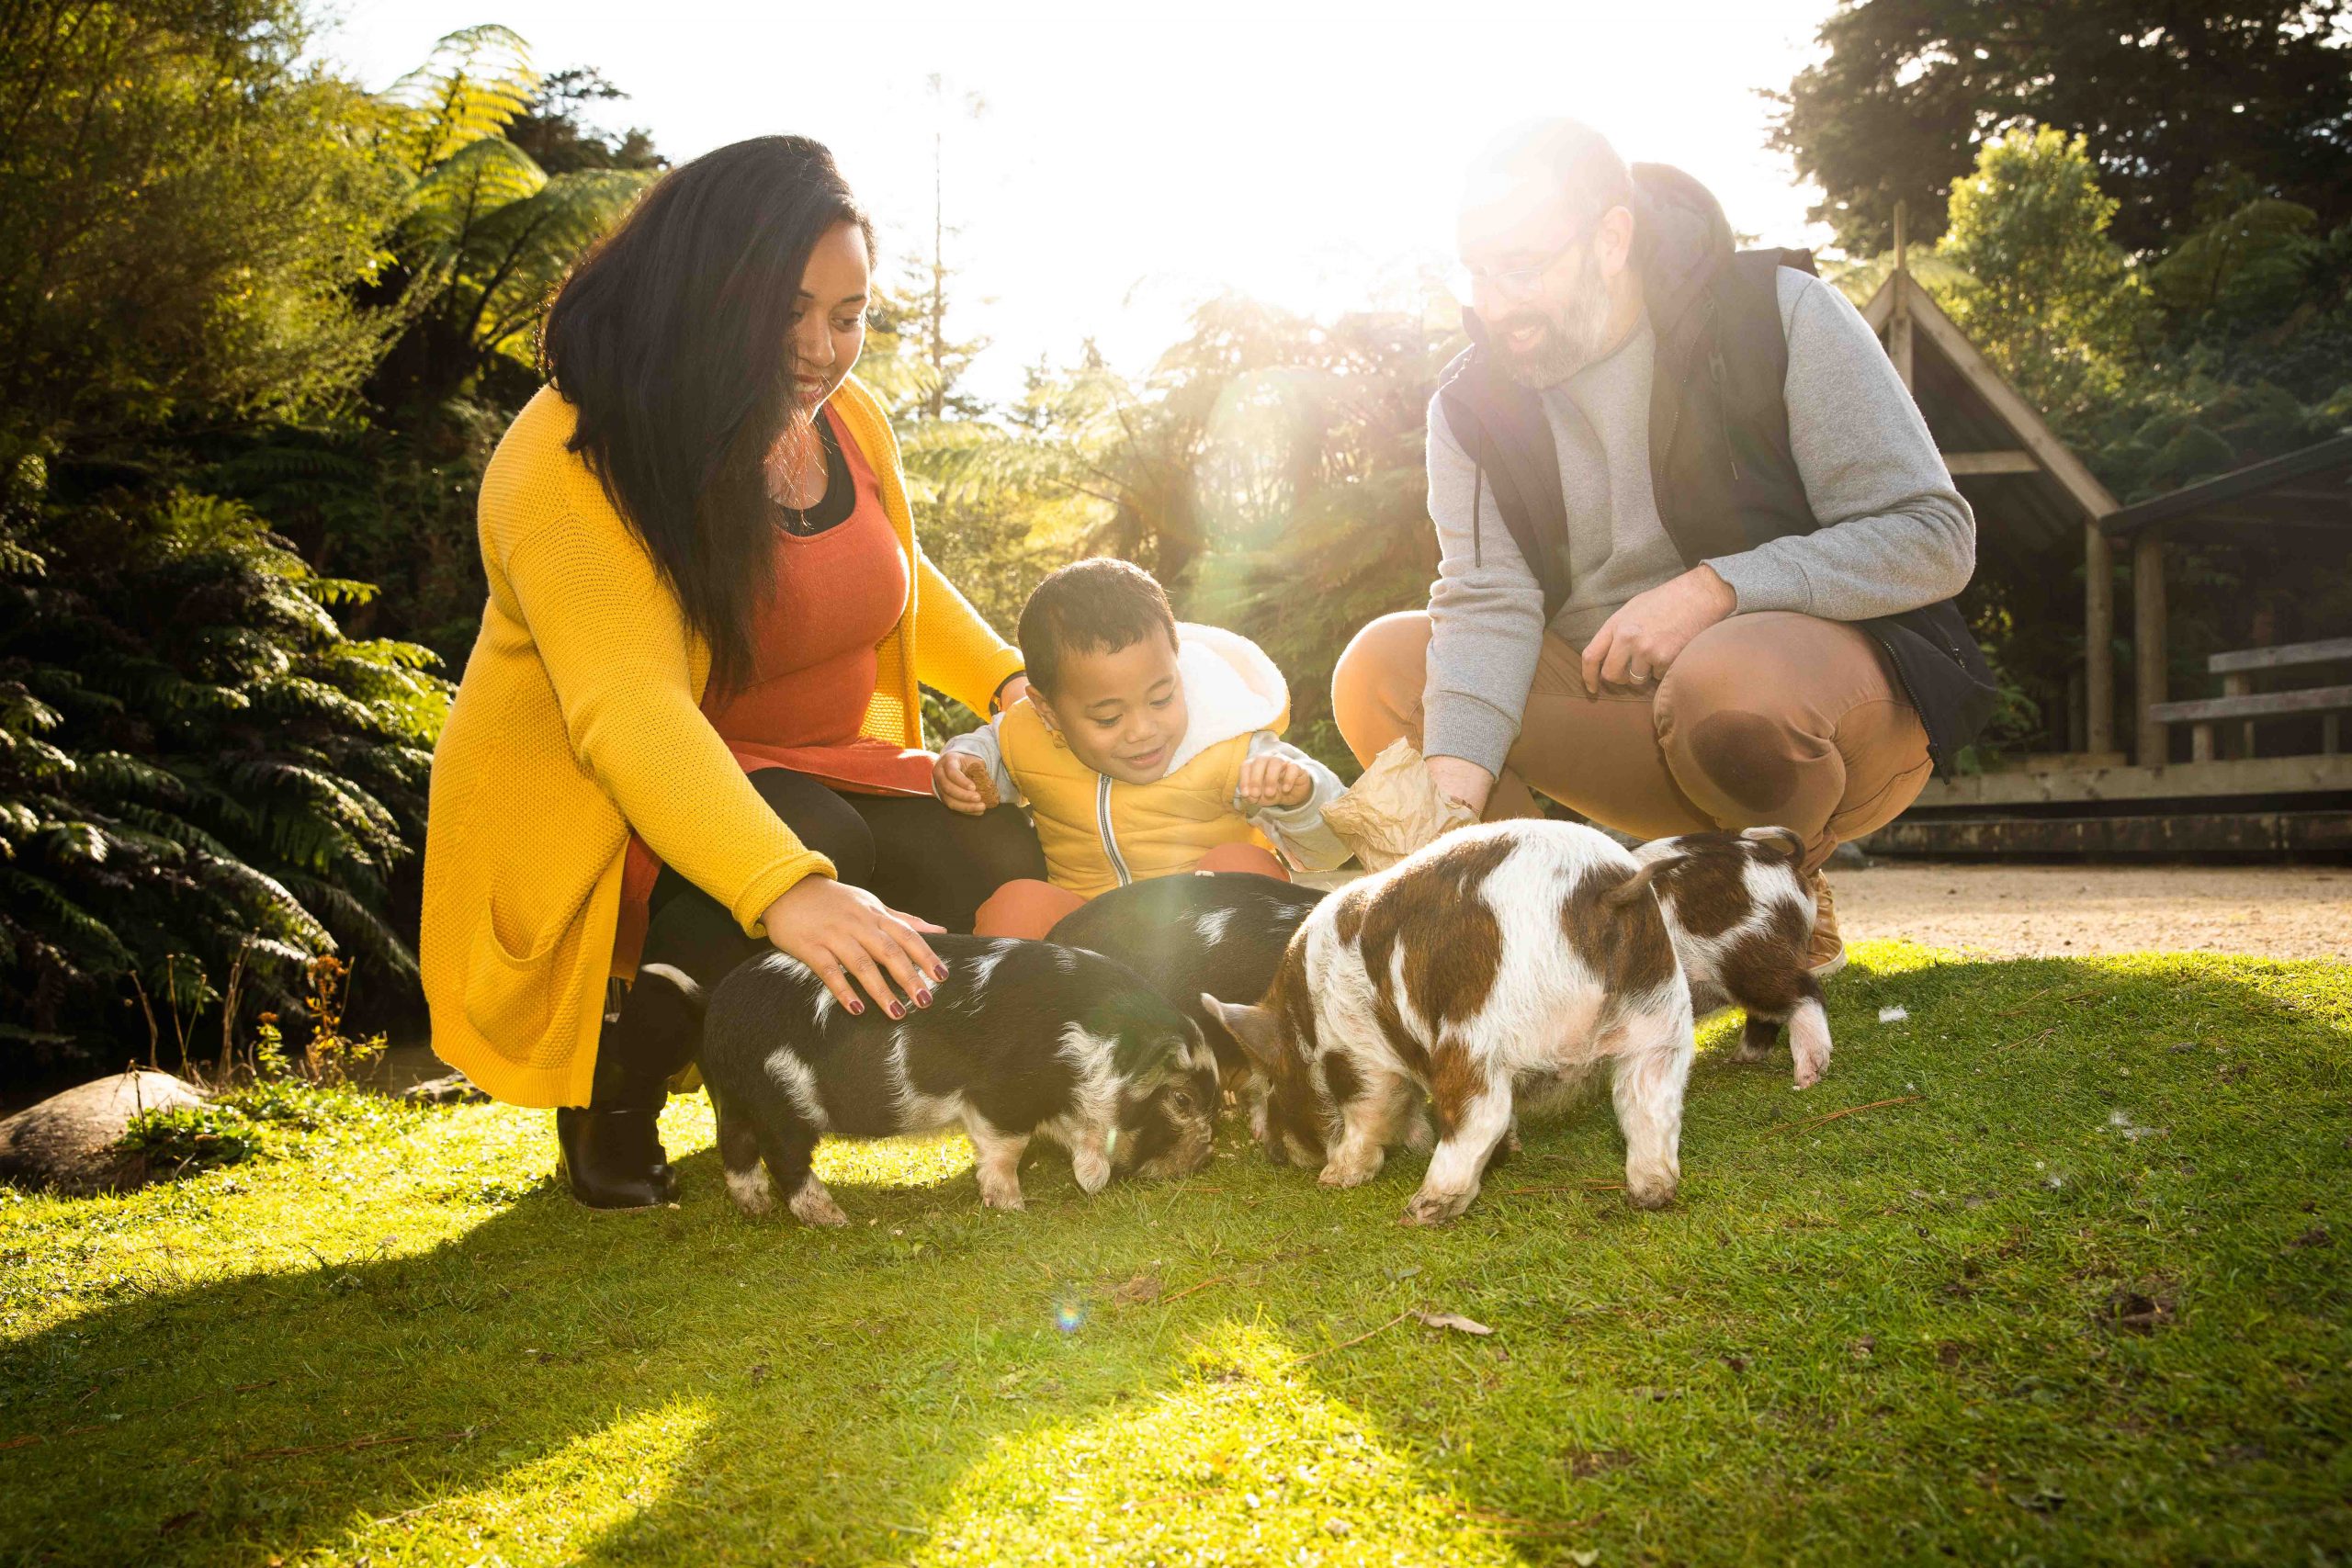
[1161,622,1289,774]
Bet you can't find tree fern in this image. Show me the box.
[378,26,541,178]
[1,483,448,1073]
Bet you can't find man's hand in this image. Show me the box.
[933,751,997,815]
[1425,754,1495,818]
[1579,564,1736,696]
[1238,754,1314,809]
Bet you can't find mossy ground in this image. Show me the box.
[3,942,2348,1565]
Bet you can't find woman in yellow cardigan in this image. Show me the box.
[421,138,1042,1209]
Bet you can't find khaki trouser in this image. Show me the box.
[1331,611,1933,873]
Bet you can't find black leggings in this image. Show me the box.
[600,769,1044,1100]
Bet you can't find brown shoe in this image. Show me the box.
[1804,868,1847,978]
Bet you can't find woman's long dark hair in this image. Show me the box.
[541,136,874,693]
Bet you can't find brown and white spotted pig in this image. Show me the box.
[1634,826,1834,1089]
[1202,820,1694,1224]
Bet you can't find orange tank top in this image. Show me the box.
[613,406,933,973]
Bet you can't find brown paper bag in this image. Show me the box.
[1323,738,1480,872]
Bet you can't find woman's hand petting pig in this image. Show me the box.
[760,875,949,1019]
[1237,754,1314,809]
[932,750,997,815]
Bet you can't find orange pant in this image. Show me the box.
[1331,611,1931,873]
[974,842,1291,941]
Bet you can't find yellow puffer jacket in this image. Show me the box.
[999,624,1289,899]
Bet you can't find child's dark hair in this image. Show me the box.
[1016,558,1178,694]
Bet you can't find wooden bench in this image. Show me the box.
[2147,637,2352,761]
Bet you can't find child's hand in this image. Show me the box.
[1238,755,1313,809]
[933,751,998,815]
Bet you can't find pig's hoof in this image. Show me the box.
[1623,1181,1677,1213]
[979,1185,1026,1213]
[1073,1154,1112,1195]
[788,1183,850,1227]
[1399,1189,1471,1226]
[1318,1159,1377,1189]
[724,1166,775,1217]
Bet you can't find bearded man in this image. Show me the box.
[1331,119,1996,973]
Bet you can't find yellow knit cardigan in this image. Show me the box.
[420,375,1024,1108]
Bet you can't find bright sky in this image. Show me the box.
[321,0,1837,403]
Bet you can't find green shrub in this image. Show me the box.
[119,1079,420,1178]
[0,478,448,1074]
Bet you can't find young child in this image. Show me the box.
[934,558,1350,939]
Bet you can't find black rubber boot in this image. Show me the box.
[556,1102,677,1210]
[556,972,702,1211]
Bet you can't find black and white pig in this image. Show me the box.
[1046,872,1328,1091]
[1202,820,1695,1224]
[1635,826,1835,1089]
[685,936,1221,1225]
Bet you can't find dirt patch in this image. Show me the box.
[1838,863,2352,961]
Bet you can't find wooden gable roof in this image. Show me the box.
[1859,272,2119,550]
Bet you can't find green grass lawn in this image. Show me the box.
[3,941,2349,1566]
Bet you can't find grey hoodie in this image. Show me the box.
[1420,267,1977,776]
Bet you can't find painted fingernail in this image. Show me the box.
[888,1001,905,1019]
[847,998,865,1015]
[933,964,951,982]
[916,988,933,1008]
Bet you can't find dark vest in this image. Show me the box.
[1435,248,1997,774]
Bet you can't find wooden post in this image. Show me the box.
[2085,520,2114,757]
[1889,200,1914,390]
[2222,671,2254,758]
[2133,532,2168,767]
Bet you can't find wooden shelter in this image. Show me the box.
[1849,223,2352,856]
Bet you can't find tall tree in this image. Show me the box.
[908,73,989,422]
[1770,1,2352,256]
[503,66,665,176]
[0,5,455,1077]
[1936,127,2148,423]
[363,27,653,416]
[0,0,402,462]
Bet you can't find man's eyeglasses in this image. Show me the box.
[1448,227,1591,305]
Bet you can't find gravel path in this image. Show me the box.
[1836,863,2352,962]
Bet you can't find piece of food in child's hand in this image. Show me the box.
[962,754,1001,808]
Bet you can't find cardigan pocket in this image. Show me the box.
[462,881,589,1052]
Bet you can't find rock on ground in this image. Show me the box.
[401,1071,490,1106]
[0,1070,206,1194]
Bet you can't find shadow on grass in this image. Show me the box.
[0,1128,1532,1564]
[4,945,2350,1565]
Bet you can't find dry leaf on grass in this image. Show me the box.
[1409,1308,1494,1336]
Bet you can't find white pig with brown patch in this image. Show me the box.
[1203,820,1694,1224]
[1634,826,1835,1089]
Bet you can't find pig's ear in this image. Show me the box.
[1200,994,1287,1075]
